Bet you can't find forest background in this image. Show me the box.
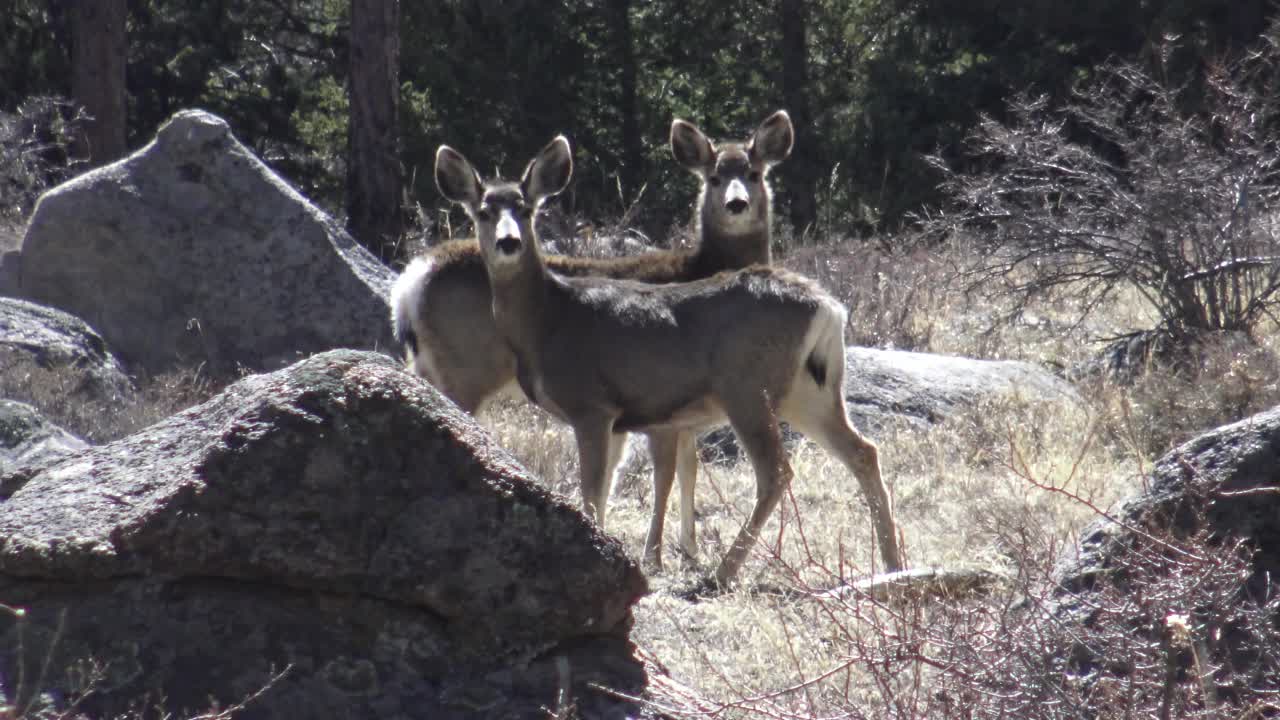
[3,0,1273,264]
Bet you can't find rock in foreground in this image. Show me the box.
[1057,404,1280,595]
[0,350,651,719]
[1048,405,1280,703]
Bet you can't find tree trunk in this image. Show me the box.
[348,0,403,263]
[607,0,644,204]
[779,0,819,237]
[70,0,128,167]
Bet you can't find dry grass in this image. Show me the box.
[474,239,1280,717]
[0,222,19,255]
[4,234,1278,718]
[0,362,221,444]
[480,378,1142,710]
[781,234,1163,367]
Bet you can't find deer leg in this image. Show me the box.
[675,430,699,561]
[599,430,628,525]
[803,405,904,572]
[573,419,618,526]
[643,430,680,570]
[713,395,792,588]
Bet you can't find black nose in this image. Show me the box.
[726,198,748,214]
[496,236,522,255]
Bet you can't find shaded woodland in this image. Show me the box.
[3,0,1276,261]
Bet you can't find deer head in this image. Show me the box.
[435,136,573,277]
[670,110,794,237]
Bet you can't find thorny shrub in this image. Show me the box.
[642,461,1280,719]
[926,33,1280,345]
[0,362,219,444]
[784,236,944,352]
[1088,330,1280,459]
[0,97,85,221]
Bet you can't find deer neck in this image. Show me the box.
[488,246,552,359]
[693,213,773,272]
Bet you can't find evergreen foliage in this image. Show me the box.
[1,0,1276,240]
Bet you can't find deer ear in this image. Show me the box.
[522,135,573,202]
[749,110,794,166]
[435,146,483,205]
[670,119,715,173]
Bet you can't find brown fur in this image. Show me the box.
[391,112,798,571]
[435,136,904,589]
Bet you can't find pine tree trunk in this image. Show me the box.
[70,0,128,167]
[608,0,644,203]
[348,0,403,263]
[779,0,819,237]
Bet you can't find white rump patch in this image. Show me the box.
[799,294,847,385]
[390,256,434,349]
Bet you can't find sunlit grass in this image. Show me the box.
[478,374,1146,714]
[471,240,1268,715]
[6,234,1277,717]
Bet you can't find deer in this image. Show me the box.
[392,111,794,570]
[432,135,905,590]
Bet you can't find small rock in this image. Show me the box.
[0,297,133,402]
[702,346,1081,464]
[843,347,1081,433]
[0,400,86,477]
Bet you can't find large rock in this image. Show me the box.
[0,350,652,719]
[0,297,133,402]
[7,109,396,378]
[842,347,1081,432]
[0,400,86,476]
[1044,406,1280,706]
[1057,405,1280,594]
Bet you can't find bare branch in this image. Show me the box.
[923,38,1280,343]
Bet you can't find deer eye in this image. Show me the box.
[475,207,493,222]
[708,176,722,187]
[749,171,762,183]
